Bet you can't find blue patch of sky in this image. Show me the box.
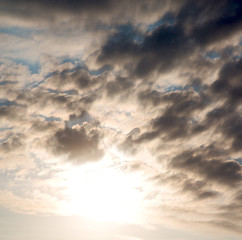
[234,158,242,165]
[126,112,131,117]
[60,57,83,65]
[46,88,76,96]
[24,80,44,90]
[155,84,183,94]
[0,135,11,144]
[0,26,37,38]
[0,128,13,143]
[89,64,112,76]
[41,70,63,87]
[147,12,175,32]
[44,71,57,80]
[0,138,7,144]
[0,99,16,106]
[46,88,60,94]
[65,114,92,128]
[0,127,13,133]
[64,89,78,95]
[39,115,61,122]
[164,85,183,93]
[30,79,46,89]
[156,81,205,94]
[7,57,40,74]
[58,62,89,75]
[0,80,17,85]
[205,51,221,60]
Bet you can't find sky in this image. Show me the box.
[0,0,242,239]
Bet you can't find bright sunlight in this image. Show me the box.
[61,159,143,223]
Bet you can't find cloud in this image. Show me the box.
[211,58,242,105]
[120,87,209,149]
[44,66,108,92]
[169,145,242,187]
[188,0,242,46]
[97,23,193,77]
[97,0,242,79]
[106,76,134,98]
[181,179,220,200]
[47,126,104,163]
[0,133,25,153]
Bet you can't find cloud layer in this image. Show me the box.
[0,0,242,238]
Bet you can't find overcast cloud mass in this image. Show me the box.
[0,1,242,240]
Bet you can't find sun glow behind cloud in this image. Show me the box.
[61,159,143,223]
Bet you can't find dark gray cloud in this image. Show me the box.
[106,76,134,98]
[121,54,241,153]
[138,78,208,107]
[0,0,184,29]
[191,58,242,151]
[188,0,242,46]
[97,0,242,77]
[151,171,220,201]
[0,80,17,86]
[123,88,209,146]
[211,58,242,105]
[97,23,193,77]
[0,0,114,17]
[192,106,242,151]
[47,126,104,163]
[170,145,242,187]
